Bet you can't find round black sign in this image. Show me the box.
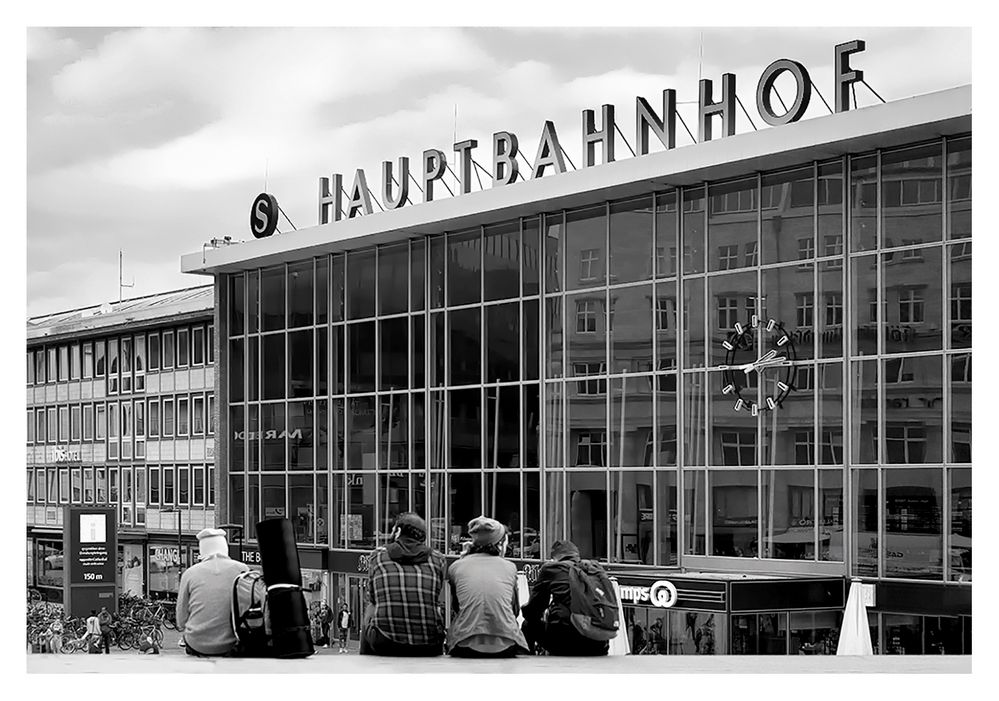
[250,193,279,239]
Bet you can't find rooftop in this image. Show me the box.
[26,285,214,343]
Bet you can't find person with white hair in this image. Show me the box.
[176,528,249,657]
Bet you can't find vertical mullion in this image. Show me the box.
[812,161,820,558]
[651,193,659,566]
[424,237,431,546]
[604,201,612,562]
[874,149,884,580]
[538,216,548,555]
[676,188,686,562]
[841,154,853,576]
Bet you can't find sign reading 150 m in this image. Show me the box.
[248,40,868,237]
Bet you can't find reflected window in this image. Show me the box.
[575,299,599,333]
[884,468,943,580]
[574,432,607,467]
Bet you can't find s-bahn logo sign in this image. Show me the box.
[250,41,871,235]
[250,193,279,239]
[618,580,679,608]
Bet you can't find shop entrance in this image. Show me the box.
[334,574,367,642]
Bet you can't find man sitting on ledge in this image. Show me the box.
[360,513,447,657]
[176,528,249,657]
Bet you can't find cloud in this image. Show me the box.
[27,28,78,63]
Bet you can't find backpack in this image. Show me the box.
[231,570,272,657]
[98,611,112,631]
[566,559,620,641]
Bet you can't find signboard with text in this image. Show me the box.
[63,506,117,617]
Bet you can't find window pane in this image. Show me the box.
[545,383,564,470]
[347,396,376,470]
[885,467,943,580]
[289,474,315,544]
[819,469,844,561]
[763,364,814,466]
[852,468,878,577]
[949,467,971,581]
[608,471,653,564]
[229,273,245,336]
[346,473,375,548]
[485,303,518,383]
[348,322,375,393]
[950,353,970,463]
[288,329,313,398]
[448,228,481,306]
[483,471,518,554]
[709,271,756,368]
[378,243,409,315]
[883,355,942,464]
[288,400,314,471]
[850,154,877,252]
[882,142,943,246]
[682,187,706,274]
[610,376,651,468]
[379,394,408,471]
[566,206,605,291]
[817,160,844,257]
[449,389,481,469]
[315,255,329,325]
[610,285,652,372]
[429,235,445,308]
[711,470,758,557]
[544,213,562,294]
[175,329,188,367]
[709,177,757,272]
[261,266,286,331]
[178,467,189,505]
[192,327,204,365]
[883,246,942,353]
[850,360,877,464]
[710,370,757,466]
[655,190,678,277]
[485,386,518,469]
[229,405,244,472]
[261,474,285,520]
[331,254,345,322]
[261,334,286,400]
[656,469,678,565]
[247,269,260,333]
[192,396,204,435]
[683,371,706,466]
[568,378,605,468]
[410,241,425,311]
[817,363,844,465]
[380,318,408,390]
[568,292,605,371]
[682,277,705,369]
[763,264,814,361]
[545,297,564,379]
[762,167,814,265]
[568,471,607,560]
[524,384,540,468]
[850,254,878,356]
[762,469,814,560]
[261,403,286,471]
[449,308,481,386]
[950,242,971,350]
[522,217,540,296]
[947,136,971,239]
[482,220,520,302]
[287,260,313,328]
[610,196,653,285]
[162,332,175,369]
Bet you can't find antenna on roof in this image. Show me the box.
[119,250,134,303]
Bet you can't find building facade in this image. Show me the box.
[184,86,971,654]
[26,287,218,602]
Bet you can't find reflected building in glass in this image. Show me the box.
[186,86,971,655]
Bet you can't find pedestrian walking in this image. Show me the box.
[176,528,249,657]
[336,603,352,653]
[521,540,610,656]
[446,516,530,658]
[316,602,334,648]
[360,512,447,657]
[44,618,63,654]
[84,610,102,654]
[97,606,113,654]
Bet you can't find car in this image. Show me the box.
[43,553,64,572]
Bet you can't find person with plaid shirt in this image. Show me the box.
[360,512,447,656]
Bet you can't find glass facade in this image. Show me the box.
[222,136,970,587]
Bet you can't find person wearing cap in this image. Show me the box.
[446,516,531,658]
[361,512,447,656]
[520,540,609,656]
[176,528,249,657]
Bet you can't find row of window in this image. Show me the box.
[26,393,215,445]
[27,464,215,509]
[26,323,214,389]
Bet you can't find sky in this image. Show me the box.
[26,26,972,317]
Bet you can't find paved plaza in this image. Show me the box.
[28,651,970,674]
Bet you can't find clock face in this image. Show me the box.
[720,316,797,415]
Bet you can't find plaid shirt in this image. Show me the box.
[367,546,447,646]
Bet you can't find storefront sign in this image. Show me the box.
[53,447,82,464]
[282,40,868,228]
[618,580,678,608]
[233,429,303,440]
[250,193,279,238]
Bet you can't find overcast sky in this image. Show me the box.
[26,26,971,317]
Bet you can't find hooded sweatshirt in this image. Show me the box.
[176,555,249,655]
[366,536,447,646]
[521,540,581,628]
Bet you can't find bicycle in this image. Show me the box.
[59,630,98,654]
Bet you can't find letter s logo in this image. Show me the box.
[249,193,279,238]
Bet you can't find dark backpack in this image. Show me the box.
[231,571,271,657]
[567,559,620,641]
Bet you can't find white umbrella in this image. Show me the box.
[836,578,874,656]
[608,578,631,656]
